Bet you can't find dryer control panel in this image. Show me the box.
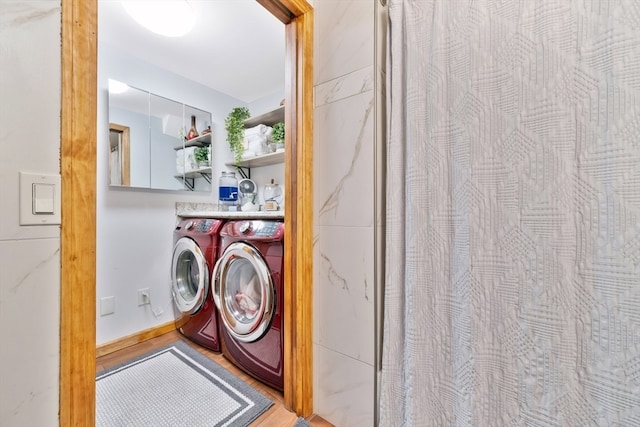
[225,220,284,240]
[254,221,281,237]
[194,219,216,233]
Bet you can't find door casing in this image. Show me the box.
[59,1,314,424]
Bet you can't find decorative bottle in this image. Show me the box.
[187,115,199,140]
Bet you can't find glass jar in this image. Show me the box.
[263,179,282,211]
[218,171,238,211]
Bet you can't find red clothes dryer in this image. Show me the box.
[213,220,284,391]
[171,217,224,352]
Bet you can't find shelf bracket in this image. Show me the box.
[200,172,212,184]
[235,166,250,180]
[183,177,195,191]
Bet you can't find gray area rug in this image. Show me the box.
[96,340,273,427]
[294,416,312,426]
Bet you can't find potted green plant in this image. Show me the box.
[194,146,210,168]
[271,121,285,150]
[225,107,251,164]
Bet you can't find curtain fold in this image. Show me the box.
[380,1,640,425]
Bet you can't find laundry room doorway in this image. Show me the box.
[59,0,314,425]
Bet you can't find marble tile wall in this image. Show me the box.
[0,1,62,425]
[313,1,377,426]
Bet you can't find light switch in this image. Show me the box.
[33,183,55,214]
[19,172,61,225]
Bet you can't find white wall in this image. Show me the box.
[313,1,377,426]
[0,1,61,425]
[249,91,284,117]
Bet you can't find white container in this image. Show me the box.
[218,171,238,211]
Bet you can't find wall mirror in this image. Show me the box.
[107,79,212,192]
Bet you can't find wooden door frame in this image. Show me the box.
[108,123,131,186]
[59,1,313,425]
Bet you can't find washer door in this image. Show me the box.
[213,242,274,343]
[171,237,209,315]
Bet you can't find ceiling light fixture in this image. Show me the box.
[108,79,129,94]
[122,0,195,38]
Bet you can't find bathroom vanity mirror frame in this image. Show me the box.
[61,0,314,423]
[107,80,213,191]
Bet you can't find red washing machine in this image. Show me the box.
[171,217,224,352]
[213,220,284,391]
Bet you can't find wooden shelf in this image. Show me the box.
[174,133,211,150]
[244,106,284,128]
[228,106,286,171]
[226,150,284,168]
[175,167,212,191]
[182,167,211,178]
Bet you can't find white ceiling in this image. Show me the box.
[98,0,285,103]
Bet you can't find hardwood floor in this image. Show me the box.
[96,330,333,427]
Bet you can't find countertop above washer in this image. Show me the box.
[176,202,284,219]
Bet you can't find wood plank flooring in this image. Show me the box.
[96,330,333,427]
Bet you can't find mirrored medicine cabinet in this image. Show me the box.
[107,79,213,192]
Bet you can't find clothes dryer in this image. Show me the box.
[212,220,284,391]
[171,217,224,351]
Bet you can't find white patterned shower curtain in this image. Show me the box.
[380,0,639,425]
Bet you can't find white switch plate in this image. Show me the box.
[19,172,61,225]
[100,296,115,316]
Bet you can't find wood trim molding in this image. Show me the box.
[282,7,314,417]
[262,0,314,417]
[280,0,314,16]
[108,123,131,186]
[60,0,97,425]
[258,0,313,24]
[257,0,293,24]
[96,321,176,358]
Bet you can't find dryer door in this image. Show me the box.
[171,237,209,315]
[213,242,274,343]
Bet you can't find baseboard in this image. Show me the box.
[96,321,176,358]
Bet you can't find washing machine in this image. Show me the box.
[212,219,284,391]
[171,217,224,352]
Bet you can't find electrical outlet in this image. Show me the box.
[100,296,115,316]
[137,288,150,306]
